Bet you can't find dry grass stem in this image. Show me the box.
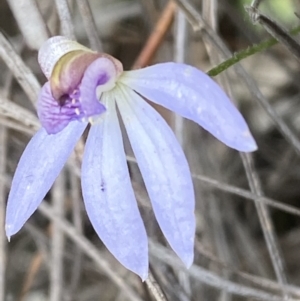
[54,0,75,39]
[75,0,103,51]
[0,126,6,301]
[50,172,66,301]
[0,33,40,104]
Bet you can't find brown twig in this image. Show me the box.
[132,1,177,69]
[132,1,177,126]
[18,253,43,301]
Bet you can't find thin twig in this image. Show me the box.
[0,118,36,136]
[75,0,103,51]
[207,25,300,77]
[0,67,16,301]
[201,2,233,300]
[0,33,41,104]
[246,6,300,63]
[65,172,83,300]
[173,9,187,145]
[0,126,6,301]
[149,241,298,301]
[145,272,168,301]
[50,172,66,301]
[37,200,297,301]
[54,0,75,39]
[240,153,289,300]
[132,1,177,69]
[7,0,49,50]
[126,155,300,218]
[251,0,263,9]
[0,96,40,131]
[37,202,144,301]
[19,223,54,301]
[206,245,300,298]
[18,253,43,301]
[194,240,300,297]
[173,19,191,297]
[192,173,300,217]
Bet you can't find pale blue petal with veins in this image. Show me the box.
[82,95,148,280]
[119,63,257,152]
[5,121,87,238]
[116,84,195,267]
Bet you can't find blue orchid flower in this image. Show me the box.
[5,36,257,280]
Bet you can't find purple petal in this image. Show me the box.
[117,85,195,267]
[37,82,86,134]
[50,51,102,100]
[119,63,257,152]
[6,121,87,238]
[79,57,118,117]
[81,97,148,280]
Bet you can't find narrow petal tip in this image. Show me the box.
[182,251,194,269]
[172,236,194,269]
[114,252,148,280]
[137,265,149,282]
[116,249,149,281]
[5,223,16,241]
[236,130,258,152]
[140,271,149,282]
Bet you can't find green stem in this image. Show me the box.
[207,26,300,77]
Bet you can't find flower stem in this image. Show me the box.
[207,26,300,77]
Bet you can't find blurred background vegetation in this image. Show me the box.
[1,0,300,300]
